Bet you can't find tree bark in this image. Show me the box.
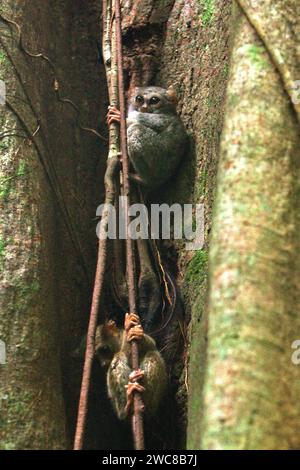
[200,2,300,449]
[0,1,66,449]
[0,0,106,449]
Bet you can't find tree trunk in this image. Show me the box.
[200,2,300,450]
[0,0,106,449]
[0,1,66,449]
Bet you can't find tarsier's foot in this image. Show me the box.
[127,325,144,342]
[107,106,121,126]
[124,312,140,332]
[124,380,145,415]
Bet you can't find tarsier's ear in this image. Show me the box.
[166,85,178,105]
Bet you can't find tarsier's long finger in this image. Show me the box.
[106,107,121,126]
[107,106,120,115]
[125,383,145,415]
[124,313,140,331]
[108,105,120,111]
[124,386,145,416]
[125,382,145,396]
[125,313,140,323]
[127,326,144,342]
[127,334,143,342]
[107,106,121,116]
[107,112,121,119]
[107,116,121,126]
[129,369,145,382]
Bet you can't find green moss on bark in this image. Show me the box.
[201,5,300,450]
[200,0,215,26]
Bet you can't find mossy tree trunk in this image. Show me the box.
[198,1,300,449]
[0,1,66,449]
[0,0,106,449]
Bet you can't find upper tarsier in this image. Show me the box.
[107,86,187,188]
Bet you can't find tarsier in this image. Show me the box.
[95,313,167,420]
[107,86,187,189]
[107,86,187,330]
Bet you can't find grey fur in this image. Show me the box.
[127,86,187,189]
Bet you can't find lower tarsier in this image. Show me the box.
[96,86,186,419]
[95,314,167,420]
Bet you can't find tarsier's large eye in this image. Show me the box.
[135,95,144,104]
[149,96,160,105]
[99,345,110,354]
